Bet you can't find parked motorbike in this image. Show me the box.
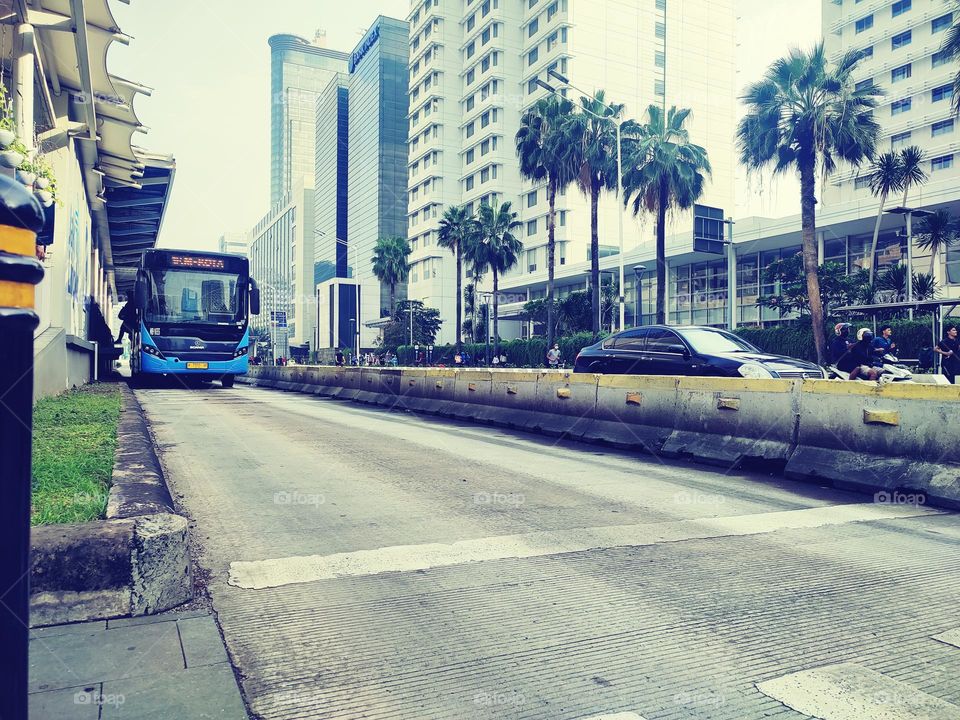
[827,353,914,383]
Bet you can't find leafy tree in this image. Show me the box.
[864,151,903,286]
[624,105,711,325]
[474,201,523,358]
[380,300,442,351]
[898,145,926,208]
[943,5,960,113]
[516,95,579,349]
[567,91,631,338]
[370,236,411,316]
[437,204,475,352]
[557,291,594,334]
[737,43,881,365]
[757,256,871,319]
[877,264,941,302]
[915,208,957,275]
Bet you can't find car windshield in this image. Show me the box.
[146,269,245,324]
[682,328,758,354]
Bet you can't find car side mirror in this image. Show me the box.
[134,279,148,310]
[682,348,691,360]
[249,281,261,316]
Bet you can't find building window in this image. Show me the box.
[654,79,665,96]
[466,121,475,138]
[527,219,537,236]
[932,154,954,171]
[528,77,539,94]
[559,210,567,226]
[933,49,953,68]
[855,175,872,190]
[655,50,665,68]
[859,46,874,59]
[466,95,475,112]
[466,41,475,59]
[466,68,475,85]
[528,47,539,66]
[933,84,953,103]
[656,0,666,8]
[933,13,952,33]
[891,98,911,115]
[890,130,911,150]
[655,21,665,38]
[891,30,911,50]
[527,190,538,207]
[855,15,873,33]
[466,148,475,164]
[891,64,911,83]
[932,119,954,137]
[528,18,539,36]
[891,0,911,18]
[547,1,558,20]
[466,175,475,191]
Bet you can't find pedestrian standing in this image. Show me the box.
[935,324,960,384]
[546,344,560,369]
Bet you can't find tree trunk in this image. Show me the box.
[389,282,396,318]
[799,159,828,366]
[455,242,463,353]
[492,268,500,359]
[655,182,668,325]
[546,179,557,349]
[868,190,887,288]
[590,178,601,339]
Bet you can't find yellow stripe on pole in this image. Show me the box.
[0,280,35,308]
[0,226,36,256]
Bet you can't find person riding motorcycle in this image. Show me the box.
[835,328,880,381]
[830,323,853,364]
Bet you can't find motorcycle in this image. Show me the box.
[827,353,914,383]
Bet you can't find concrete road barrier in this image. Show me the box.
[662,377,800,467]
[244,366,960,508]
[787,380,960,508]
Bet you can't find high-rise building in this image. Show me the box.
[314,17,411,355]
[269,33,349,206]
[822,0,960,287]
[218,231,249,258]
[404,0,737,343]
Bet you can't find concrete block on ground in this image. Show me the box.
[586,374,679,452]
[131,514,192,616]
[662,377,799,467]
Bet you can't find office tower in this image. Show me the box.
[269,33,349,205]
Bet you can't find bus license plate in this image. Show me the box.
[186,362,208,369]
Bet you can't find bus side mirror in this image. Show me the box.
[134,279,148,309]
[249,282,261,315]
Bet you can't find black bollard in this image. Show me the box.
[0,173,46,720]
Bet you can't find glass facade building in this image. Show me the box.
[269,34,348,206]
[314,73,350,286]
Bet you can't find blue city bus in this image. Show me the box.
[131,249,260,387]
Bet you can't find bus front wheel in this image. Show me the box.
[221,375,235,388]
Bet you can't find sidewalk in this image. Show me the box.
[29,610,248,719]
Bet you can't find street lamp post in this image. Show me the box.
[885,206,933,317]
[537,70,627,332]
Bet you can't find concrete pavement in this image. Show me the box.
[136,384,960,720]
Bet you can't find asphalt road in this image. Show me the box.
[136,383,960,720]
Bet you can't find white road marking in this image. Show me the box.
[933,628,960,650]
[228,503,940,590]
[757,663,960,719]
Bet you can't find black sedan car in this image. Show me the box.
[573,325,824,379]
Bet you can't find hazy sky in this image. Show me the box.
[107,0,820,252]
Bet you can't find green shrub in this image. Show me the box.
[397,332,601,368]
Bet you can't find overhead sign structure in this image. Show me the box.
[271,311,288,328]
[693,204,727,255]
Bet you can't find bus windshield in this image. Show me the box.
[145,268,246,324]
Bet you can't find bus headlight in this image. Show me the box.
[142,344,166,360]
[232,346,248,358]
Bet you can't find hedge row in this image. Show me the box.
[394,320,940,368]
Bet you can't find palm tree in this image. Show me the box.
[942,5,960,114]
[915,208,957,275]
[898,145,927,207]
[865,152,903,286]
[370,236,411,316]
[623,105,711,325]
[516,95,579,349]
[567,91,631,338]
[475,201,522,359]
[737,43,881,365]
[437,205,475,352]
